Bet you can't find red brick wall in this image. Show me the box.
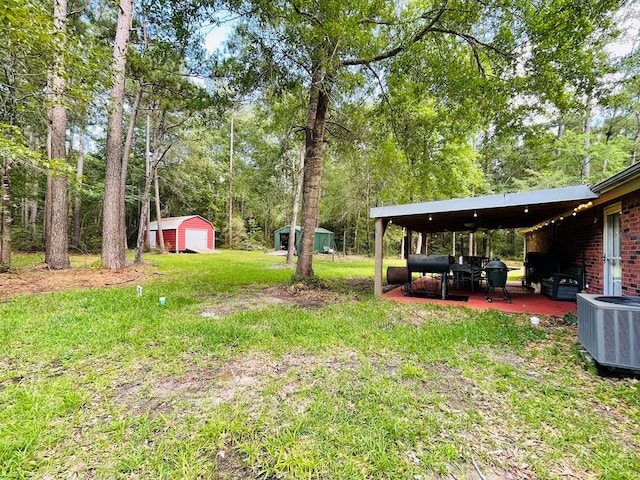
[525,191,640,297]
[622,191,640,296]
[557,209,603,294]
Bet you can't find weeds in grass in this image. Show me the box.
[1,251,639,479]
[564,311,579,325]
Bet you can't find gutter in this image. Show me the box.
[591,162,640,194]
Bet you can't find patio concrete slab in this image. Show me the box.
[384,277,577,317]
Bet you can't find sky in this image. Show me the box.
[606,4,640,58]
[202,12,237,54]
[204,23,233,53]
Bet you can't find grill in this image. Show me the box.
[406,254,453,299]
[407,254,452,274]
[485,259,511,303]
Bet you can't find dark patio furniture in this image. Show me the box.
[452,256,488,291]
[541,266,583,301]
[523,252,552,289]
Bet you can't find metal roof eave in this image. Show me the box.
[370,185,597,221]
[591,162,640,194]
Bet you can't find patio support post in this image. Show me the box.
[374,218,389,297]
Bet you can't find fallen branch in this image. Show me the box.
[471,457,487,480]
[106,278,136,286]
[559,473,583,480]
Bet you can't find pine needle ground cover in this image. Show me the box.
[1,252,638,479]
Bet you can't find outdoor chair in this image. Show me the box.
[540,266,583,301]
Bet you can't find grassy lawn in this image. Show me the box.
[1,251,638,479]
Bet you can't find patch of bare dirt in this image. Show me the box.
[107,353,549,480]
[199,293,287,319]
[112,351,363,417]
[197,279,361,319]
[215,446,257,480]
[263,283,343,309]
[0,262,153,300]
[199,284,349,318]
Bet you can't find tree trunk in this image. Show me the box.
[286,150,304,264]
[555,119,564,157]
[135,137,170,262]
[343,229,347,256]
[46,0,70,270]
[0,158,11,272]
[119,80,144,253]
[228,116,234,249]
[295,68,330,278]
[355,210,361,255]
[21,198,26,227]
[366,173,372,253]
[27,181,38,236]
[582,105,591,179]
[72,130,84,249]
[154,168,165,252]
[145,113,151,249]
[44,173,51,262]
[632,111,640,165]
[101,0,133,271]
[135,164,156,263]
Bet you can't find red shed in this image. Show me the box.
[147,215,215,252]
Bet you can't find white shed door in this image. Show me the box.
[149,231,157,249]
[185,228,208,250]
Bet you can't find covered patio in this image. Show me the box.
[385,277,577,316]
[370,185,599,314]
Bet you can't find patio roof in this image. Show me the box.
[369,185,598,233]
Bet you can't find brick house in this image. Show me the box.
[370,163,640,298]
[524,163,640,297]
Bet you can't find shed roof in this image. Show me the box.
[369,185,598,233]
[149,215,213,231]
[275,226,334,234]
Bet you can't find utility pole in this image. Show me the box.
[228,116,234,249]
[145,112,151,249]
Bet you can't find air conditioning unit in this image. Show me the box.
[577,294,640,371]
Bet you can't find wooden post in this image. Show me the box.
[374,218,388,297]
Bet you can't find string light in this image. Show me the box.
[524,206,529,213]
[473,211,478,218]
[428,214,433,221]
